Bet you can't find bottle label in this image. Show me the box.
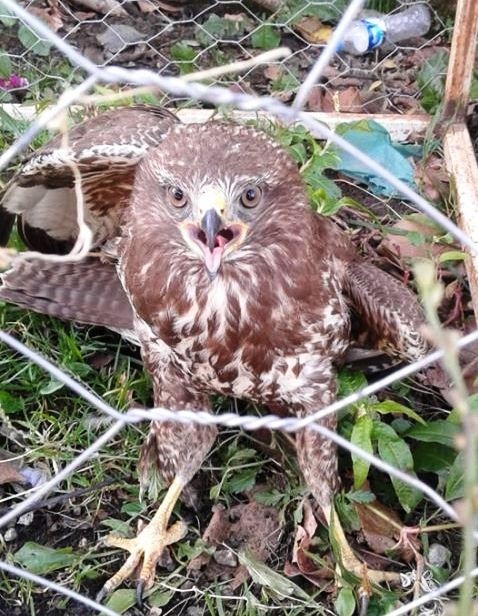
[361,18,385,50]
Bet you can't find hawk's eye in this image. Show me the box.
[168,186,187,208]
[240,186,262,208]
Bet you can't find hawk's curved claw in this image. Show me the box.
[136,580,145,607]
[358,590,370,616]
[96,476,188,603]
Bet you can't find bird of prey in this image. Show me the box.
[0,106,428,602]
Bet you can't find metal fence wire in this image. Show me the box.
[0,0,477,614]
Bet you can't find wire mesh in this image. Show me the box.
[0,0,477,614]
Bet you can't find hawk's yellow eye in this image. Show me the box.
[168,186,187,208]
[240,186,262,208]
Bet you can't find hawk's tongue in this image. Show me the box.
[204,245,224,275]
[201,208,225,276]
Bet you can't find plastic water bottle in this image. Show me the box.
[338,4,432,55]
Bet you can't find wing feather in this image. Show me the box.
[1,106,179,252]
[344,261,429,362]
[0,256,135,335]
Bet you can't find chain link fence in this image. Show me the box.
[1,0,452,112]
[0,0,477,614]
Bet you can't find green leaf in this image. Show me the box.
[228,467,257,493]
[337,368,368,398]
[105,584,170,613]
[148,588,174,608]
[351,414,373,488]
[209,483,220,500]
[288,142,308,165]
[370,400,426,425]
[416,50,448,114]
[282,0,347,23]
[196,14,245,47]
[413,442,456,473]
[170,42,197,74]
[120,501,142,516]
[448,394,478,424]
[250,25,281,50]
[105,589,136,614]
[254,487,284,506]
[406,420,459,448]
[0,50,12,77]
[335,493,360,530]
[445,451,464,501]
[374,422,422,512]
[335,587,356,616]
[238,551,310,600]
[0,390,24,413]
[229,447,257,461]
[0,1,16,26]
[18,25,52,56]
[100,517,134,536]
[438,250,467,263]
[14,542,77,575]
[0,107,28,137]
[347,489,375,504]
[270,71,299,93]
[39,378,64,395]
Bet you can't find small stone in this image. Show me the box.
[17,512,34,527]
[213,548,238,568]
[428,543,451,568]
[4,527,17,542]
[97,24,145,53]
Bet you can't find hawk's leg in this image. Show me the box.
[296,401,399,611]
[322,502,399,584]
[97,396,217,603]
[97,475,188,603]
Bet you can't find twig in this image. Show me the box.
[0,479,117,518]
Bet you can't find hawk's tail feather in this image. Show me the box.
[0,256,135,333]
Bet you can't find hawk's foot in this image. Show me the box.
[97,476,187,605]
[324,504,399,615]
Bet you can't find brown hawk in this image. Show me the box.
[0,106,428,602]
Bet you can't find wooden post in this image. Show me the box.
[442,0,478,121]
[444,125,478,320]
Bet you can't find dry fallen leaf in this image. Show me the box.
[414,154,450,202]
[379,214,452,262]
[354,500,421,563]
[263,65,282,82]
[0,457,26,486]
[318,87,382,114]
[304,86,324,112]
[188,499,281,588]
[69,0,127,17]
[294,16,332,44]
[30,5,64,32]
[285,499,333,585]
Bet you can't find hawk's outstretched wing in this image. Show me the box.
[1,105,178,253]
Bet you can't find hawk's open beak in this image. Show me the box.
[201,209,222,252]
[180,187,248,277]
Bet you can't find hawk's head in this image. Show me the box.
[127,122,309,277]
